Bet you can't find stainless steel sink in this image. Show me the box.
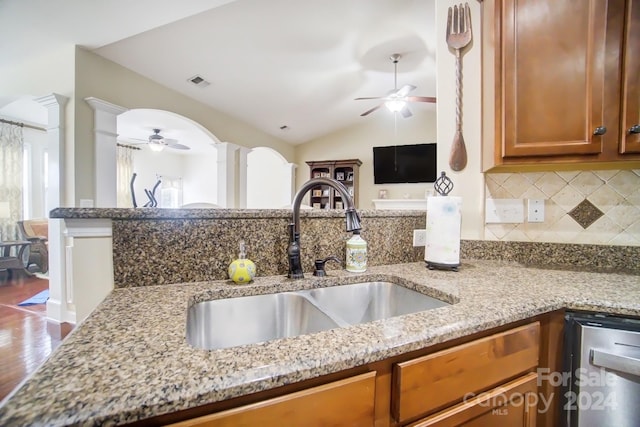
[187,281,450,350]
[186,293,340,350]
[298,281,450,325]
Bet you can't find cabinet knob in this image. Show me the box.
[593,126,607,136]
[629,124,640,134]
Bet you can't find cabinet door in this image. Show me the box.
[621,0,640,153]
[500,0,616,158]
[407,373,538,427]
[169,371,376,427]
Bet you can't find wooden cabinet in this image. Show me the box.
[406,373,538,427]
[152,313,564,427]
[306,159,362,209]
[482,0,640,170]
[169,371,376,427]
[621,0,640,153]
[393,322,540,425]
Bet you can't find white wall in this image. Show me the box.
[247,147,293,208]
[132,148,185,206]
[182,149,218,205]
[295,109,437,209]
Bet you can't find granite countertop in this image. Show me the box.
[1,260,639,426]
[49,207,426,220]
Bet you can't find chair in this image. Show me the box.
[17,219,48,273]
[0,238,32,279]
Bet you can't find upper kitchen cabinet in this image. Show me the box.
[622,0,640,153]
[481,0,640,171]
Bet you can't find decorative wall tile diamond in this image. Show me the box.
[608,170,639,197]
[534,172,566,197]
[568,199,604,229]
[569,172,604,196]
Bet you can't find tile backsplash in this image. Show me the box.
[485,170,640,246]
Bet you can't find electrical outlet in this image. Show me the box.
[485,199,525,223]
[413,229,427,247]
[528,199,545,222]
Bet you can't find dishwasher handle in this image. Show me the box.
[591,348,640,377]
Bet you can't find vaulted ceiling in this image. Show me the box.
[2,0,436,146]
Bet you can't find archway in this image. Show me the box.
[117,108,220,208]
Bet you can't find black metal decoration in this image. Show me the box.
[130,173,138,208]
[143,180,162,207]
[434,171,454,196]
[129,173,162,208]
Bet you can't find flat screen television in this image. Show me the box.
[373,143,437,184]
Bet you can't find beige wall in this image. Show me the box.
[74,47,294,205]
[295,110,437,209]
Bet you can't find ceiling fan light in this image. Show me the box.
[385,100,406,113]
[149,142,164,152]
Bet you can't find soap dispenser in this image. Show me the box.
[228,240,256,283]
[346,230,367,273]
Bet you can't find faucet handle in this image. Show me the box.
[313,256,342,277]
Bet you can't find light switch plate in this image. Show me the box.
[528,199,545,222]
[485,199,524,223]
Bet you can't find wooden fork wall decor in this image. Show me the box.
[446,2,472,171]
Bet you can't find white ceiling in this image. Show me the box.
[1,0,436,148]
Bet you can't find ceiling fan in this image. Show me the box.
[355,53,436,118]
[130,128,190,152]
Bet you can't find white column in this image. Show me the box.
[34,93,68,210]
[215,142,240,208]
[237,146,251,208]
[85,97,128,208]
[34,93,69,324]
[287,163,297,205]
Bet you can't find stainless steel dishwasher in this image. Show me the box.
[563,311,640,427]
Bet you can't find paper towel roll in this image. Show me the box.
[425,196,462,270]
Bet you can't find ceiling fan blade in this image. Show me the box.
[355,96,384,100]
[360,104,383,116]
[396,84,416,97]
[166,142,191,150]
[400,105,413,118]
[406,96,437,103]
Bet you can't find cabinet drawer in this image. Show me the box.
[393,322,539,423]
[169,371,376,427]
[407,372,538,427]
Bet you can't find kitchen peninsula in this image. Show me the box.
[1,208,638,426]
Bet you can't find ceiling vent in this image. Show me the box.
[187,75,210,88]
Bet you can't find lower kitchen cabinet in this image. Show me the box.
[157,314,563,427]
[392,322,540,424]
[169,371,376,427]
[406,373,538,427]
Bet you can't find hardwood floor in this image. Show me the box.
[0,271,72,401]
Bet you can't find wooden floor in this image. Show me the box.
[0,271,72,401]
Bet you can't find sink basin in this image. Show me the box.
[187,281,450,350]
[186,293,340,350]
[298,281,450,325]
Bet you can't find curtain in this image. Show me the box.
[0,122,24,241]
[116,144,135,207]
